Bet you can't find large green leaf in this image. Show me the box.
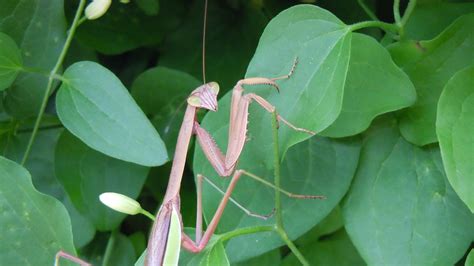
[0,32,22,91]
[0,121,96,248]
[193,5,359,261]
[282,229,364,266]
[56,61,168,167]
[55,131,149,231]
[390,13,474,146]
[0,156,75,264]
[343,117,474,265]
[437,66,474,212]
[321,33,416,137]
[0,0,66,118]
[195,134,360,261]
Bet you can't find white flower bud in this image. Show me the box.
[85,0,112,20]
[99,192,142,215]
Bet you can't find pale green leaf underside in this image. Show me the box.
[0,32,22,91]
[343,118,474,265]
[57,61,168,167]
[163,207,182,266]
[437,66,474,212]
[0,156,75,265]
[55,131,149,231]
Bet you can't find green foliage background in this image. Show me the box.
[0,0,473,265]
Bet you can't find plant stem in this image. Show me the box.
[102,231,117,266]
[141,209,156,221]
[357,0,378,21]
[393,0,402,26]
[271,111,309,266]
[349,20,400,34]
[219,226,274,242]
[21,0,86,165]
[401,0,417,27]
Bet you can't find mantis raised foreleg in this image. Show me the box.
[145,63,324,265]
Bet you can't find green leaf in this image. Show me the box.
[193,5,360,261]
[131,66,200,157]
[390,13,474,146]
[135,233,229,266]
[321,33,416,137]
[135,0,160,16]
[104,232,137,266]
[437,66,474,212]
[55,131,149,231]
[0,121,96,248]
[405,1,474,40]
[233,250,281,266]
[0,32,22,91]
[0,121,64,198]
[180,236,230,266]
[195,134,360,261]
[342,117,474,265]
[63,196,95,249]
[0,156,75,264]
[56,61,168,167]
[0,0,66,118]
[282,229,364,266]
[131,66,200,116]
[466,249,474,266]
[295,205,344,247]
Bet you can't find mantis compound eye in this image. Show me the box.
[208,82,219,95]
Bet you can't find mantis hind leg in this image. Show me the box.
[183,169,324,253]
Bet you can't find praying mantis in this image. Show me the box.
[145,59,323,265]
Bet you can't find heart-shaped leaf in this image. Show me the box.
[57,61,168,167]
[321,33,416,137]
[437,66,474,212]
[343,117,474,265]
[0,32,22,91]
[194,5,360,261]
[390,13,474,146]
[55,131,149,231]
[0,156,75,265]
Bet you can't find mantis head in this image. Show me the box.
[187,82,219,111]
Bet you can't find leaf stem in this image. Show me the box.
[393,0,402,26]
[271,111,309,266]
[21,0,86,165]
[357,0,378,21]
[102,231,117,266]
[219,226,274,242]
[349,20,400,34]
[140,209,156,221]
[401,0,417,27]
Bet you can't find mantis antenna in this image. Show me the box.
[202,0,208,83]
